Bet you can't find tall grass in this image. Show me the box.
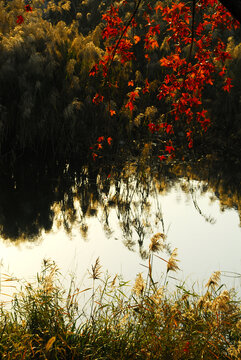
[0,0,116,158]
[0,252,240,359]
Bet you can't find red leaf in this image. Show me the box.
[223,77,233,92]
[125,91,139,112]
[134,35,141,44]
[92,93,104,105]
[165,141,175,154]
[107,137,112,145]
[92,153,98,161]
[109,109,116,116]
[143,79,150,94]
[25,5,32,12]
[97,136,104,142]
[16,15,24,24]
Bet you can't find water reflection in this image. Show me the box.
[0,152,240,246]
[0,152,240,300]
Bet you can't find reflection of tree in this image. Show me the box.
[170,159,241,227]
[188,182,216,224]
[0,151,240,247]
[102,173,166,254]
[0,154,55,241]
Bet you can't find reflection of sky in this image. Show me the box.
[161,183,241,291]
[0,180,240,301]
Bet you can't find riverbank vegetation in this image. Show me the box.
[0,256,240,359]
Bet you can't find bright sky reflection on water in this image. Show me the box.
[0,179,240,301]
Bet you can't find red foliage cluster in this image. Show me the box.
[13,0,240,162]
[16,4,33,24]
[99,4,135,71]
[90,136,112,161]
[155,0,238,149]
[89,1,239,163]
[92,93,104,105]
[25,4,32,12]
[90,0,238,160]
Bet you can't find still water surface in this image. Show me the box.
[1,177,240,300]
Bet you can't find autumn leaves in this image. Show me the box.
[90,0,237,160]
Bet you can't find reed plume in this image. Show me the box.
[132,273,145,296]
[149,233,165,253]
[89,257,102,280]
[205,271,221,289]
[167,248,180,273]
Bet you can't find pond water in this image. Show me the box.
[0,160,240,302]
